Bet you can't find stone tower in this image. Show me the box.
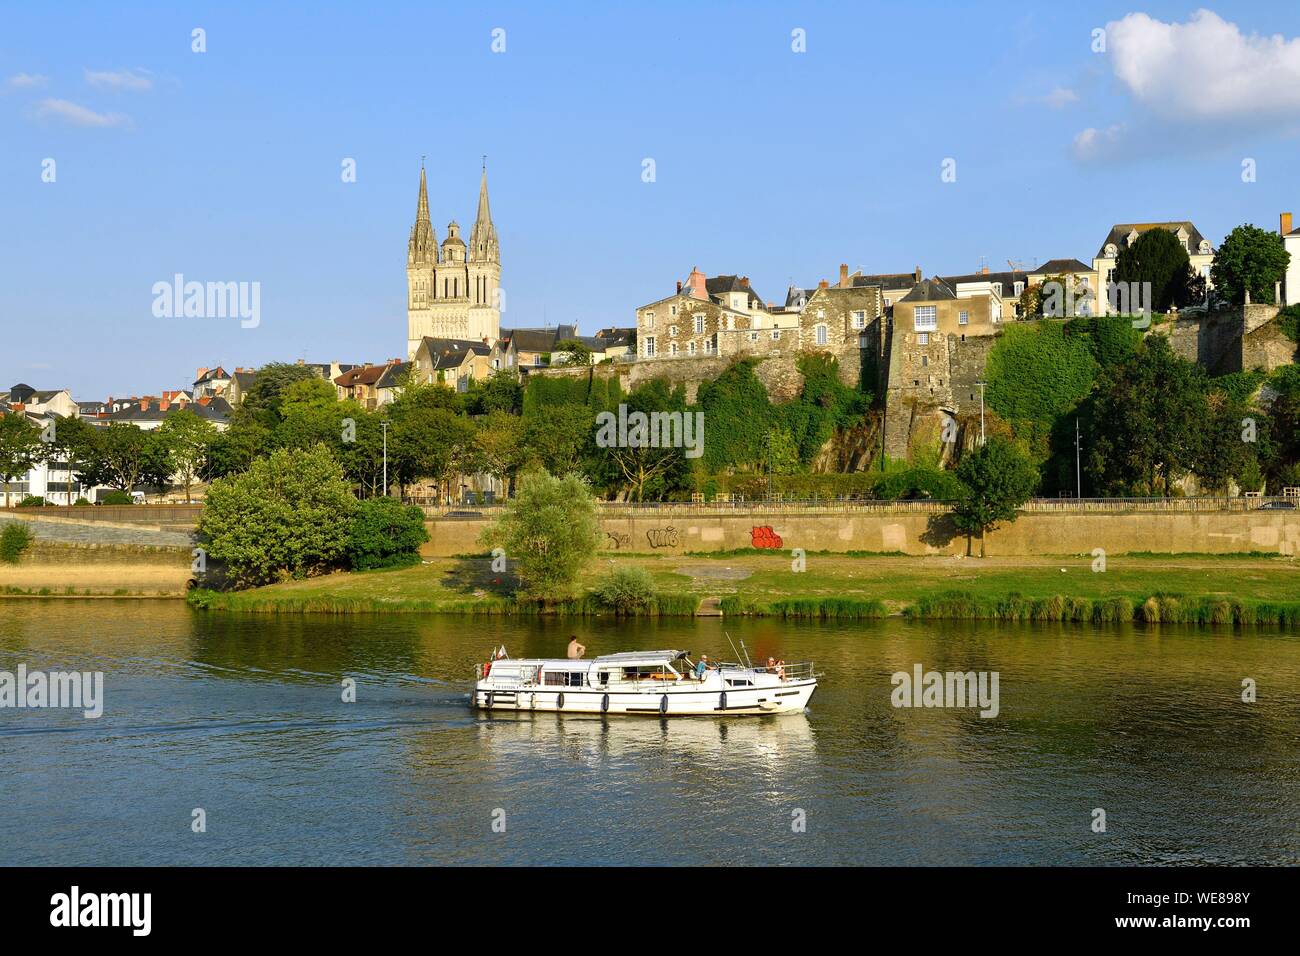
[406,161,501,358]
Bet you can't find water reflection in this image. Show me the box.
[0,600,1297,865]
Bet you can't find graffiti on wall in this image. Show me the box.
[646,526,680,549]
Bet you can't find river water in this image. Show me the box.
[1,600,1297,866]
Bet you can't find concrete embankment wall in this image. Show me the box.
[423,508,1300,558]
[0,512,193,594]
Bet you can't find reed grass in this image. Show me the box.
[903,589,1300,627]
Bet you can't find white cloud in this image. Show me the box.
[1071,123,1127,161]
[1105,9,1300,121]
[1044,87,1079,109]
[6,72,48,90]
[84,68,152,92]
[36,98,131,128]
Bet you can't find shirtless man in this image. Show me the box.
[566,636,586,660]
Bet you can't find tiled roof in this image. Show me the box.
[1030,258,1092,275]
[899,278,957,303]
[1096,221,1210,259]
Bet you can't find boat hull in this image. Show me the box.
[471,679,816,717]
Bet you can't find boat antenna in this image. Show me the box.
[724,631,752,669]
[723,631,742,665]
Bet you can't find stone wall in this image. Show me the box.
[423,507,1300,558]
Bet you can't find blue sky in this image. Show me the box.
[3,1,1300,399]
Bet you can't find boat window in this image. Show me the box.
[726,679,753,687]
[544,671,583,687]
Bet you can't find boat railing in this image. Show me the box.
[718,661,816,681]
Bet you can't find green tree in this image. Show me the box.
[1194,390,1260,494]
[1085,337,1207,495]
[96,423,154,492]
[346,496,428,570]
[157,409,218,502]
[389,405,476,499]
[205,418,272,478]
[951,437,1039,556]
[46,415,103,504]
[465,368,523,415]
[1113,227,1196,313]
[479,470,601,600]
[475,410,528,496]
[599,379,694,501]
[198,444,356,587]
[523,403,593,476]
[554,339,594,367]
[241,362,322,415]
[0,414,44,508]
[1211,223,1290,305]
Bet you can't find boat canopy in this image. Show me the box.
[591,650,688,665]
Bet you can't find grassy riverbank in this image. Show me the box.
[186,551,1300,627]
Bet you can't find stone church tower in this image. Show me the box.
[406,162,501,358]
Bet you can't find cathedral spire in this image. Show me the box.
[417,158,430,224]
[470,162,498,263]
[408,160,436,265]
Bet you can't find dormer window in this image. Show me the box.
[1104,243,1118,258]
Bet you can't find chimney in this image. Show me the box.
[196,367,208,380]
[818,279,829,290]
[296,358,305,365]
[914,267,922,282]
[839,263,849,288]
[1282,212,1293,236]
[981,266,990,276]
[676,280,683,294]
[740,276,750,288]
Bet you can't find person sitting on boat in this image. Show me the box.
[694,654,710,680]
[775,659,786,680]
[567,636,586,660]
[766,656,776,673]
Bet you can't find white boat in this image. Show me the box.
[471,649,818,717]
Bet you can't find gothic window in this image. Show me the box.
[815,325,828,345]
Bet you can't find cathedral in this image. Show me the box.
[406,162,501,358]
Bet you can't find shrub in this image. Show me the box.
[16,496,46,507]
[0,522,34,563]
[593,566,656,614]
[198,444,357,588]
[479,470,602,600]
[98,490,133,505]
[73,497,91,506]
[347,496,428,570]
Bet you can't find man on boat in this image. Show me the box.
[694,654,710,680]
[567,636,586,660]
